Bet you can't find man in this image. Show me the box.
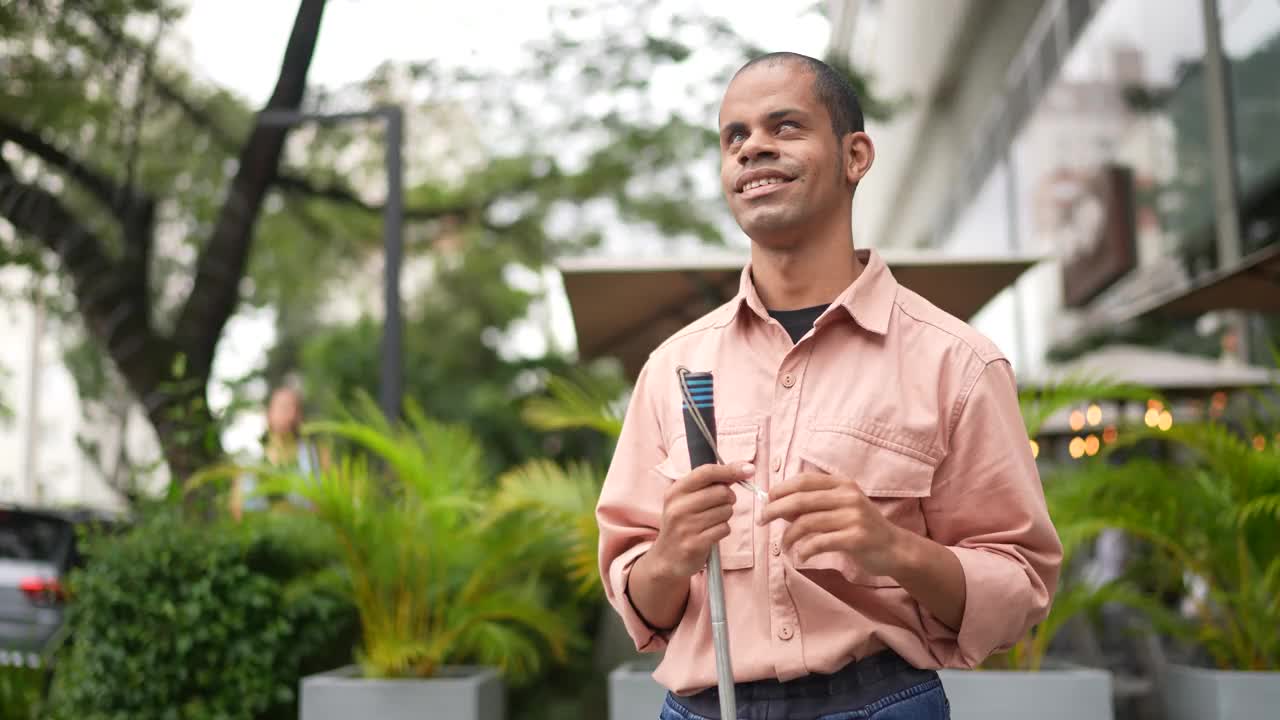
[596,53,1062,719]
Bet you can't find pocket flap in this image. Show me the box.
[799,427,934,498]
[654,425,759,480]
[715,426,759,465]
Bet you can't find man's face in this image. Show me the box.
[718,62,848,248]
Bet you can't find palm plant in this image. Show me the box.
[1049,344,1280,671]
[1080,419,1280,670]
[491,369,626,600]
[249,393,582,681]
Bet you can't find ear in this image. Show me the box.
[844,131,875,186]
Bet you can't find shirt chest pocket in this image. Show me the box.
[654,424,760,571]
[793,424,937,586]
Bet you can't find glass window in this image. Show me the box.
[0,511,71,563]
[1220,0,1280,255]
[1005,0,1212,367]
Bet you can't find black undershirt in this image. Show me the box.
[767,304,828,344]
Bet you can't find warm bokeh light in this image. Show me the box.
[1030,440,1040,459]
[1070,410,1085,432]
[1084,435,1100,456]
[1144,408,1160,428]
[1158,410,1173,432]
[1069,437,1085,459]
[1103,426,1118,444]
[1086,404,1102,426]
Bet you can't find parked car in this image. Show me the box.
[0,505,121,664]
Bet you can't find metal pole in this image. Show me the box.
[1199,0,1250,361]
[257,106,407,418]
[21,296,44,504]
[380,106,405,422]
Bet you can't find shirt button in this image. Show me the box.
[781,373,796,388]
[771,457,782,473]
[778,625,794,640]
[770,541,781,556]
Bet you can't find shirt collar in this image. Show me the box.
[731,247,896,336]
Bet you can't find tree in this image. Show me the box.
[0,0,334,483]
[1,0,890,496]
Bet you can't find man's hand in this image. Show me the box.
[626,461,754,631]
[758,467,968,630]
[649,461,755,577]
[756,469,902,574]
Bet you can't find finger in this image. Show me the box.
[683,503,734,534]
[697,520,732,546]
[782,510,850,550]
[681,461,755,491]
[757,489,841,525]
[673,482,737,515]
[767,471,838,502]
[793,531,852,564]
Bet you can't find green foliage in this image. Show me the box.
[1087,421,1280,669]
[521,367,627,438]
[46,510,355,720]
[495,458,607,599]
[247,393,583,682]
[490,369,628,601]
[0,664,48,720]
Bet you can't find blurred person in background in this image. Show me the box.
[230,385,327,520]
[597,52,1062,720]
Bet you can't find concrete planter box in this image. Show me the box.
[939,667,1113,720]
[608,661,666,720]
[1161,664,1279,720]
[300,665,504,720]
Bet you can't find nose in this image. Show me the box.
[738,131,778,165]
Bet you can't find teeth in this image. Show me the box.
[744,177,786,191]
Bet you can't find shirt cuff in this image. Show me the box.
[607,541,670,653]
[924,546,1035,668]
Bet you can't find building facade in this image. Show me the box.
[829,0,1279,376]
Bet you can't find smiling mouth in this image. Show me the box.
[739,177,794,199]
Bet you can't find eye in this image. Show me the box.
[777,121,799,133]
[727,131,747,146]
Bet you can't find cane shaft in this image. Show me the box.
[707,546,736,718]
[678,368,737,718]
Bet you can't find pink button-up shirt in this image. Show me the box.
[596,248,1062,696]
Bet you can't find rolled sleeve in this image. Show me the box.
[921,359,1063,668]
[596,361,675,653]
[608,541,668,652]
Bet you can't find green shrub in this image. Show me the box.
[47,509,355,720]
[0,664,49,720]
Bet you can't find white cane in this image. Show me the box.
[677,368,768,719]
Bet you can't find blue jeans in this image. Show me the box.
[659,676,950,720]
